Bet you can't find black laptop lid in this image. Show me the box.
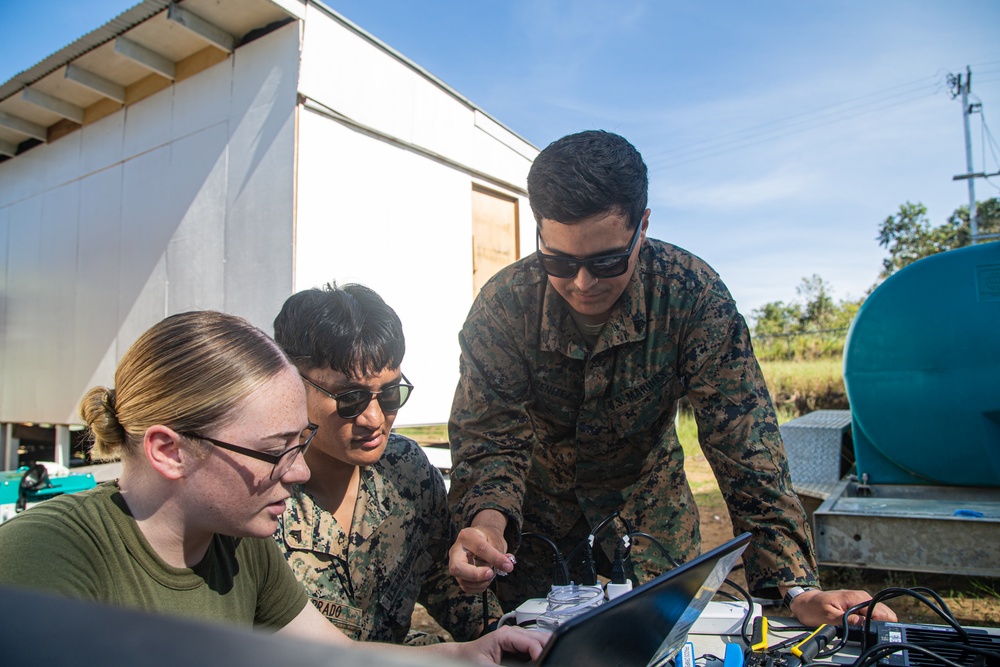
[535,532,752,667]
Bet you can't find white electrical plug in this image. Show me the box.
[606,580,633,600]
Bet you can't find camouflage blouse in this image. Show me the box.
[274,434,499,644]
[448,239,819,596]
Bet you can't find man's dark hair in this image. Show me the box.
[273,282,405,377]
[527,130,648,229]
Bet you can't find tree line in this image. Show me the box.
[752,196,999,360]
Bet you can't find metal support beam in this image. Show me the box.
[167,2,236,52]
[65,64,126,104]
[0,111,47,141]
[953,170,1000,181]
[21,87,84,124]
[3,423,19,471]
[114,37,176,80]
[0,138,17,157]
[55,426,71,469]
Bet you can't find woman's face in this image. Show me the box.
[184,365,312,540]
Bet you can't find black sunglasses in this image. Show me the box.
[535,221,642,279]
[180,424,318,481]
[300,374,414,419]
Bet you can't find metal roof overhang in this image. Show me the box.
[0,0,299,161]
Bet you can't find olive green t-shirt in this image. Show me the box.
[0,482,307,630]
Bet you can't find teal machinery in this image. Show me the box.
[0,465,96,523]
[813,242,1000,575]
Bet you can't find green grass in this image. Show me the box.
[758,357,849,416]
[395,424,449,444]
[759,357,845,397]
[753,331,848,362]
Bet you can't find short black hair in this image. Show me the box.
[272,283,405,377]
[527,130,648,229]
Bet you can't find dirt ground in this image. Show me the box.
[412,449,999,636]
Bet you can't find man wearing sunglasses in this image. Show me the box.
[447,130,895,628]
[272,283,501,645]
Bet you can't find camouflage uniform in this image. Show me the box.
[274,433,500,644]
[449,239,819,610]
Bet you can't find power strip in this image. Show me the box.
[514,598,550,625]
[689,600,761,636]
[515,595,759,636]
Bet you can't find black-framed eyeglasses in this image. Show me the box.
[535,221,642,279]
[180,424,318,481]
[300,374,414,419]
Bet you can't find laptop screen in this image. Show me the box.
[535,532,752,667]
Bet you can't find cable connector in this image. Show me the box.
[606,580,633,600]
[723,642,745,667]
[750,615,769,652]
[551,551,570,586]
[580,541,598,586]
[523,531,570,587]
[611,537,629,585]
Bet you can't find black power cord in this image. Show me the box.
[823,586,966,657]
[522,531,570,586]
[627,530,682,569]
[751,584,1000,667]
[562,512,627,586]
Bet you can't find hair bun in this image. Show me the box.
[103,388,117,412]
[80,386,126,460]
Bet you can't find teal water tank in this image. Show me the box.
[843,242,1000,487]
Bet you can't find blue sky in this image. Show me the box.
[2,0,998,318]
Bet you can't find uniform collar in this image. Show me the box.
[279,465,391,553]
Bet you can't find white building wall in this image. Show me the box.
[299,5,535,192]
[293,8,537,425]
[295,112,478,425]
[0,23,301,425]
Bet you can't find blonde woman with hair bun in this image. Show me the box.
[0,310,546,664]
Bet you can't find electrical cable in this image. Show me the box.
[862,587,966,653]
[533,584,606,631]
[558,511,626,586]
[481,589,491,634]
[565,511,622,564]
[646,73,946,170]
[746,584,1000,667]
[816,586,962,658]
[611,535,630,585]
[521,531,570,586]
[627,531,682,569]
[616,529,755,645]
[719,577,755,646]
[851,641,969,667]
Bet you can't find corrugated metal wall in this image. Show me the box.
[0,23,300,425]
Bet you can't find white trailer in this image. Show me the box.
[0,0,538,469]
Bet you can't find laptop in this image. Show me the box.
[528,532,752,667]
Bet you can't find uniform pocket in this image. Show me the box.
[605,366,676,440]
[380,543,432,628]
